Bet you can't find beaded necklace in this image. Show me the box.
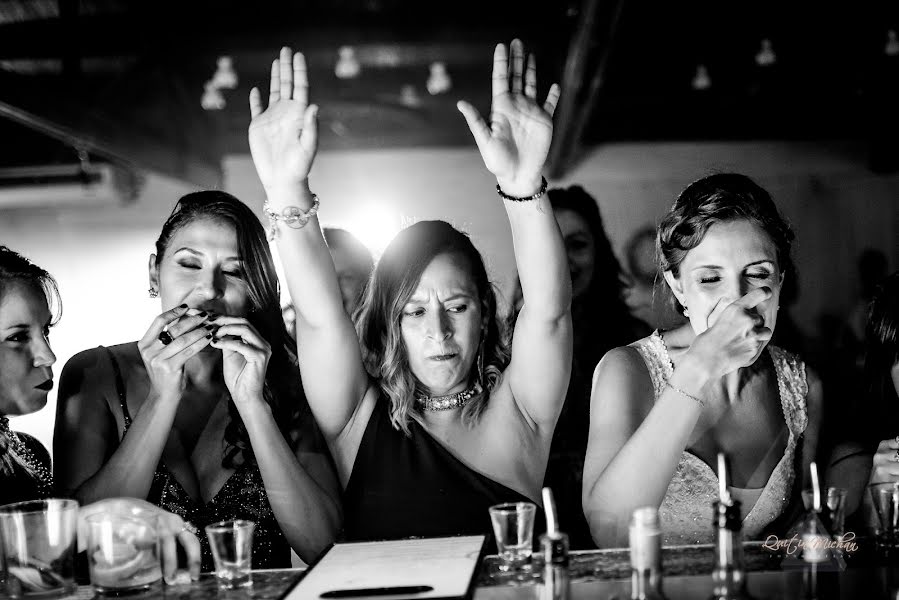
[415,384,480,412]
[0,417,54,494]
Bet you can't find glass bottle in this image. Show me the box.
[629,506,667,600]
[709,500,754,600]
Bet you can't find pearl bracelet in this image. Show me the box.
[263,196,320,240]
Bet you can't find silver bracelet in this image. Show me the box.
[263,196,320,240]
[665,382,704,407]
[496,176,548,202]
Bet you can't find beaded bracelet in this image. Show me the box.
[263,196,320,241]
[496,176,548,202]
[665,382,704,407]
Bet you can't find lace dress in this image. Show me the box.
[632,331,808,545]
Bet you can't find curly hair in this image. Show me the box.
[154,191,307,468]
[656,173,795,307]
[355,220,509,435]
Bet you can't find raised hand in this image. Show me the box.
[137,306,213,402]
[209,317,271,408]
[249,47,319,194]
[457,39,561,194]
[684,287,774,379]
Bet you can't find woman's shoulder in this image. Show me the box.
[59,342,141,396]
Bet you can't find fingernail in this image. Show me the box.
[197,311,207,318]
[204,324,216,331]
[205,333,213,340]
[178,303,188,309]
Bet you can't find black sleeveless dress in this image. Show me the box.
[342,396,544,542]
[0,427,53,506]
[103,348,290,571]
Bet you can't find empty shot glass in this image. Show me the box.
[488,502,536,571]
[205,519,254,589]
[869,482,899,549]
[801,487,849,538]
[0,498,79,599]
[86,512,162,595]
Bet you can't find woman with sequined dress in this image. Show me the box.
[247,42,571,540]
[0,245,202,580]
[54,193,341,570]
[583,174,823,547]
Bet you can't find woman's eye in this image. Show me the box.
[405,308,425,317]
[448,305,468,313]
[178,262,201,270]
[224,270,243,278]
[6,332,27,343]
[747,272,771,280]
[699,276,720,284]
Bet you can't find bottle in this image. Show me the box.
[629,507,667,600]
[540,487,570,600]
[709,500,754,600]
[539,530,570,600]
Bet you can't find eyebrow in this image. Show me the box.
[172,247,242,262]
[691,259,775,271]
[406,292,475,304]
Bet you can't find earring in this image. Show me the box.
[683,305,690,318]
[148,287,159,298]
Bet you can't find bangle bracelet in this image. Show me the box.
[263,196,320,241]
[496,176,548,202]
[665,382,704,407]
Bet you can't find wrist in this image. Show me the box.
[264,181,314,209]
[496,175,544,198]
[671,354,712,392]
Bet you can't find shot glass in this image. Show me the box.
[868,482,899,549]
[801,487,849,538]
[0,498,79,599]
[488,502,536,571]
[205,519,254,589]
[86,512,161,595]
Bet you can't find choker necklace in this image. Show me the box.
[415,384,480,412]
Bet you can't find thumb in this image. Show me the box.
[457,100,491,156]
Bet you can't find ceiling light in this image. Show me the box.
[335,46,361,79]
[201,81,226,110]
[691,65,711,91]
[399,85,421,108]
[212,56,238,89]
[755,39,776,67]
[887,30,899,57]
[426,62,451,95]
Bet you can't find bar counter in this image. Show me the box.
[66,542,899,599]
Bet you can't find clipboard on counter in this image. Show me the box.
[280,535,488,600]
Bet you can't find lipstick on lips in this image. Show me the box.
[428,353,458,361]
[35,379,54,392]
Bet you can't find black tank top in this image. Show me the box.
[342,395,544,542]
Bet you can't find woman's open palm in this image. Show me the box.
[458,39,560,186]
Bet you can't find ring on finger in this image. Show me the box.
[894,435,899,446]
[180,522,199,536]
[158,330,174,346]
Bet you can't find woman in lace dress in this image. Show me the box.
[54,193,341,569]
[583,174,822,547]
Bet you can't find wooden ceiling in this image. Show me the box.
[0,0,897,188]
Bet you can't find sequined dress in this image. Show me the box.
[0,418,54,506]
[104,348,290,571]
[632,331,808,545]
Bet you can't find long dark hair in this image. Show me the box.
[355,220,509,435]
[154,191,306,468]
[548,186,643,359]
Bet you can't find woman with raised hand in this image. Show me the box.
[583,174,822,547]
[54,192,341,569]
[248,41,571,540]
[0,245,201,582]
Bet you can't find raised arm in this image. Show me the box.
[248,48,368,440]
[457,40,571,431]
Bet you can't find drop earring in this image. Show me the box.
[682,305,690,318]
[148,287,159,298]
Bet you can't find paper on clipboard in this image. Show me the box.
[282,535,486,600]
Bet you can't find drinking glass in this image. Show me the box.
[488,502,536,571]
[801,487,848,538]
[869,482,899,549]
[86,512,161,594]
[0,498,79,599]
[205,519,254,589]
